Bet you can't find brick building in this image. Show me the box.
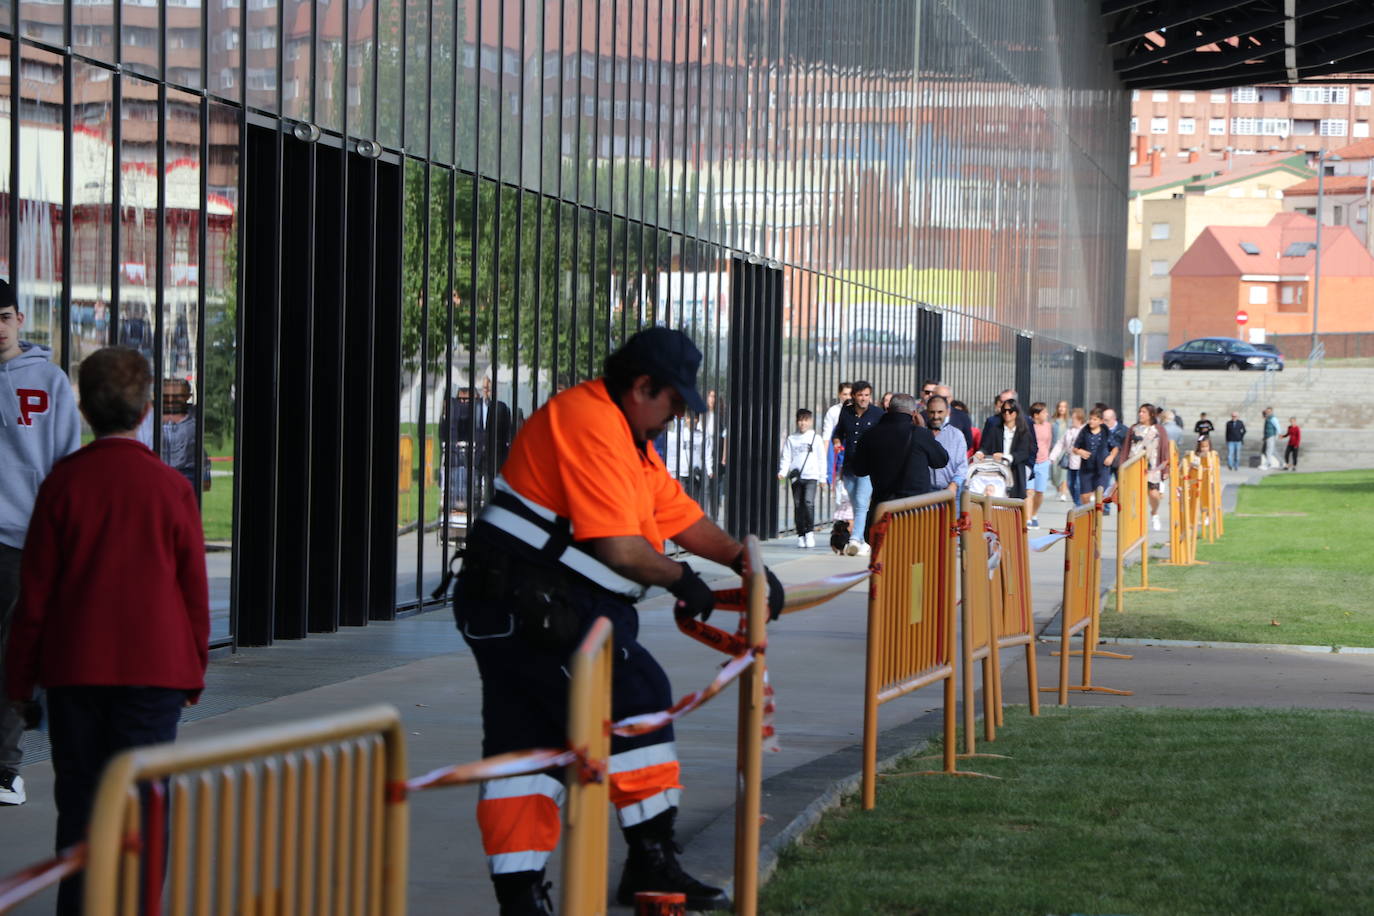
[1130,80,1374,162]
[1168,213,1374,349]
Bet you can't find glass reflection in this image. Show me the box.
[120,0,160,79]
[118,75,159,395]
[282,0,312,121]
[0,39,9,287]
[208,0,242,103]
[166,0,203,89]
[376,0,401,148]
[345,0,374,136]
[71,61,116,370]
[245,0,280,113]
[17,44,65,358]
[202,104,239,641]
[397,163,425,602]
[72,0,116,64]
[422,165,452,600]
[315,0,345,132]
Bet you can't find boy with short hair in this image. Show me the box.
[0,278,82,807]
[778,408,826,548]
[5,346,208,914]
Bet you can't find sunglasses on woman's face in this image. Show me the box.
[1002,408,1018,415]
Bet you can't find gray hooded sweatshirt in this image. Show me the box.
[1,342,82,549]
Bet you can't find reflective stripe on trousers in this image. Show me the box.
[477,773,567,875]
[476,743,682,872]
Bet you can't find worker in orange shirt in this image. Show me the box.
[454,327,783,914]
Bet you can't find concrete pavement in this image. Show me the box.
[5,465,1371,914]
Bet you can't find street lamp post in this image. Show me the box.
[1312,151,1343,360]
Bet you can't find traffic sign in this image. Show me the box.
[1236,310,1249,325]
[1127,317,1142,335]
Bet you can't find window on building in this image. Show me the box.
[1238,242,1261,255]
[1333,205,1345,226]
[1294,86,1349,105]
[1260,118,1290,137]
[1210,91,1227,103]
[1132,90,1140,101]
[1150,117,1169,134]
[1231,117,1258,136]
[1152,90,1169,102]
[1356,121,1370,138]
[1209,118,1227,135]
[1232,87,1258,103]
[1358,88,1372,106]
[1178,118,1196,135]
[1249,286,1268,305]
[1151,222,1171,240]
[1130,117,1139,134]
[1150,259,1169,277]
[1320,119,1348,136]
[1280,286,1294,304]
[1150,297,1169,315]
[1282,241,1317,257]
[1179,91,1196,103]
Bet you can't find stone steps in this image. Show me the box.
[1122,366,1372,431]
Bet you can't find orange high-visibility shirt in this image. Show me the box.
[501,380,704,552]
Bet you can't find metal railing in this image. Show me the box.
[1115,453,1173,612]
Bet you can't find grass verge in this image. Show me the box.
[761,706,1374,916]
[1101,468,1374,647]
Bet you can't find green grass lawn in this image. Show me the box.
[1101,469,1374,647]
[761,706,1374,916]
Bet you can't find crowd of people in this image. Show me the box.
[775,379,1308,553]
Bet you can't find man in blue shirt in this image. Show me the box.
[830,380,884,555]
[926,395,968,497]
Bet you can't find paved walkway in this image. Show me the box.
[4,466,1372,914]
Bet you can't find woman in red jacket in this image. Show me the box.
[4,347,208,915]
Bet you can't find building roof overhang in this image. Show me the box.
[1105,0,1374,90]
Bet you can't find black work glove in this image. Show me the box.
[764,566,784,621]
[669,562,716,622]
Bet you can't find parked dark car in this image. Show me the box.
[1161,337,1283,371]
[849,328,918,362]
[1250,342,1284,368]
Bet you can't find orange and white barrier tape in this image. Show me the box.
[612,649,760,737]
[708,568,870,615]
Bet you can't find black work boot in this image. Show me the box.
[492,870,554,916]
[616,809,731,911]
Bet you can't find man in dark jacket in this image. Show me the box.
[831,380,885,555]
[1224,412,1246,471]
[847,393,949,543]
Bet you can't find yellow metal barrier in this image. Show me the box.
[1197,450,1223,543]
[862,490,987,809]
[1163,442,1207,567]
[562,617,614,916]
[82,704,410,916]
[1043,494,1132,703]
[958,492,1000,752]
[985,497,1041,724]
[1115,452,1172,612]
[732,536,768,916]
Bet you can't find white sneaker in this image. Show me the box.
[0,772,25,806]
[857,542,871,557]
[1151,515,1161,531]
[844,539,861,556]
[1057,492,1068,502]
[805,532,815,548]
[797,535,807,548]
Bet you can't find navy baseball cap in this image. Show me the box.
[621,326,709,414]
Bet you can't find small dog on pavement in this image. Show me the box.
[829,521,851,555]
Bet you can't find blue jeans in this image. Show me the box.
[843,473,872,542]
[1226,440,1242,471]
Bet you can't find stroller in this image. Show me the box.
[965,459,1015,498]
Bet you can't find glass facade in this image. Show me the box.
[2,0,1127,647]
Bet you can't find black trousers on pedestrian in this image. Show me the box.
[48,686,185,916]
[1285,444,1300,468]
[790,479,817,535]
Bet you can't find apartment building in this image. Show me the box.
[1130,81,1374,161]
